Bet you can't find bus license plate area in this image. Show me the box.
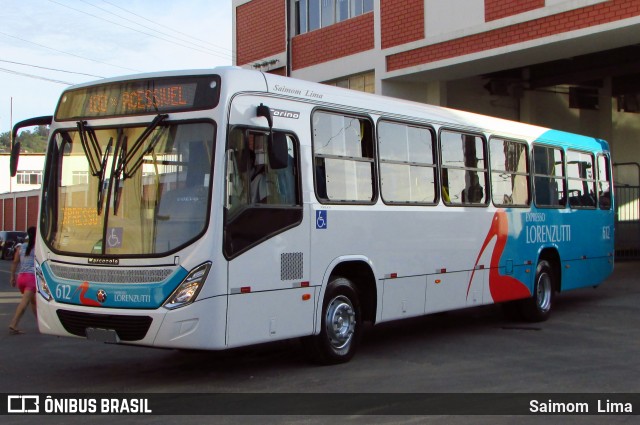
[85,328,120,344]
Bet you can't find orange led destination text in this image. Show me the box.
[89,86,188,113]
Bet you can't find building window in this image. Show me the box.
[72,171,89,185]
[296,0,373,35]
[325,71,375,93]
[16,171,42,185]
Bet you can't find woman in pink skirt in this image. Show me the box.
[9,226,37,335]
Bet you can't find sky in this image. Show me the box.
[0,0,233,135]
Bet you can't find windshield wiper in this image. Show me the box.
[77,121,102,177]
[110,113,167,215]
[78,121,113,215]
[75,115,168,216]
[122,114,168,179]
[96,137,113,215]
[112,133,127,216]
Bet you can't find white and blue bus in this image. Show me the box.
[11,67,614,363]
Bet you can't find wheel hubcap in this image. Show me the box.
[536,272,552,312]
[326,295,355,350]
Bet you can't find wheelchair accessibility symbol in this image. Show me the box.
[107,227,123,248]
[316,210,327,230]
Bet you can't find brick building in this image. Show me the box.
[0,188,40,232]
[233,0,640,174]
[0,154,45,231]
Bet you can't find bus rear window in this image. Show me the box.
[55,75,221,120]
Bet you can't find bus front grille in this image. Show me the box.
[56,310,153,341]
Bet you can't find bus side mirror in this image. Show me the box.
[257,104,288,169]
[269,132,288,170]
[10,142,21,177]
[10,115,53,177]
[257,103,273,129]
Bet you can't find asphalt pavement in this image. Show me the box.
[1,258,639,424]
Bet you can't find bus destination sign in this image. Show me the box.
[55,75,220,120]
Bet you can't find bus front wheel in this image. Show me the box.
[520,259,555,322]
[303,276,362,365]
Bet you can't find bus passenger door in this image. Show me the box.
[223,128,314,347]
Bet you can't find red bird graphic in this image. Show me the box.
[468,210,531,303]
[72,281,102,307]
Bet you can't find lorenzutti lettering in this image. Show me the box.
[526,225,571,244]
[114,293,151,303]
[88,258,120,265]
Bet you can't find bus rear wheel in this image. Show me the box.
[303,276,362,365]
[520,259,555,322]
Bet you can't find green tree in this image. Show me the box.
[0,127,49,153]
[0,131,9,152]
[0,126,49,153]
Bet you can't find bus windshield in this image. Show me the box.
[41,121,215,257]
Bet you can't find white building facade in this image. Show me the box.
[233,0,640,173]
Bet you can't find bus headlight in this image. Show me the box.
[35,261,52,301]
[163,262,211,310]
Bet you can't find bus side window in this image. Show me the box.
[597,154,612,210]
[567,150,596,209]
[378,121,437,205]
[440,130,488,206]
[312,111,375,204]
[269,133,297,205]
[489,137,530,207]
[533,145,566,208]
[227,131,298,207]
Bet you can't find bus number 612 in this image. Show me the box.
[55,284,72,300]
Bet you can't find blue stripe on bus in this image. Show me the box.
[41,261,188,309]
[536,129,610,152]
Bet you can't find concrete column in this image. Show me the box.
[598,77,614,145]
[426,81,448,106]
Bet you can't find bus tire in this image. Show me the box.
[520,260,555,322]
[303,277,362,365]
